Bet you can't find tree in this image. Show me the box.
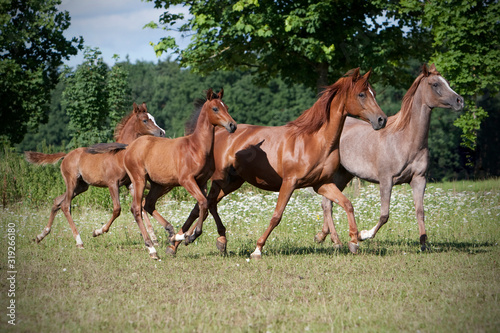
[61,48,130,147]
[146,0,430,92]
[400,0,500,151]
[0,0,83,144]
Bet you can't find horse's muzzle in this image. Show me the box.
[372,115,387,130]
[226,122,237,133]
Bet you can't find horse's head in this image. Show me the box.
[343,68,387,130]
[204,88,237,133]
[420,64,464,111]
[132,102,166,137]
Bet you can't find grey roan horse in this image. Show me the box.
[315,64,464,251]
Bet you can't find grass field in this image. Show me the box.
[1,179,499,332]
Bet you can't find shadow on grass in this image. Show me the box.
[214,239,497,258]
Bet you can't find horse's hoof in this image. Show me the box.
[332,243,343,250]
[250,253,262,260]
[348,242,359,254]
[76,244,84,249]
[92,230,99,237]
[149,252,159,260]
[421,244,428,252]
[314,232,327,244]
[165,246,176,257]
[34,236,41,243]
[216,237,227,254]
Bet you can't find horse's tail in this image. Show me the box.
[24,151,66,165]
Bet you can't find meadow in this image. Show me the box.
[0,178,499,332]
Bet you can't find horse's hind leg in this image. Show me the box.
[314,197,342,249]
[35,193,65,243]
[315,168,352,248]
[410,175,427,251]
[60,179,89,248]
[359,179,392,241]
[142,183,175,255]
[315,183,359,254]
[142,207,159,246]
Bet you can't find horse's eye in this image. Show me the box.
[359,92,366,98]
[143,119,148,124]
[212,107,219,112]
[433,83,438,87]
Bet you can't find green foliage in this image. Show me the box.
[0,0,83,144]
[61,48,130,147]
[147,0,429,91]
[400,0,500,149]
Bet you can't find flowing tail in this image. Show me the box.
[24,151,66,165]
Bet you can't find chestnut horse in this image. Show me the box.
[315,64,464,251]
[172,69,387,259]
[123,89,237,259]
[25,103,165,248]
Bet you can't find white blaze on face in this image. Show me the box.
[439,76,458,95]
[369,87,375,98]
[147,113,165,134]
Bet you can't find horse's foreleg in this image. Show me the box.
[36,193,66,243]
[410,176,427,251]
[315,183,359,254]
[251,181,296,260]
[359,180,392,241]
[179,179,209,246]
[93,183,121,238]
[209,178,244,254]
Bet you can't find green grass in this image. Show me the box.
[1,179,499,332]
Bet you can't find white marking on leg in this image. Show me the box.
[174,233,186,241]
[148,246,157,255]
[75,234,83,245]
[360,226,377,240]
[251,248,262,257]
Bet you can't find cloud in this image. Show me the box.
[58,0,190,67]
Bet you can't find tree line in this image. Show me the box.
[2,0,499,182]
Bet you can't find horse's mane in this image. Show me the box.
[184,98,206,135]
[113,111,135,140]
[386,65,441,132]
[286,69,370,136]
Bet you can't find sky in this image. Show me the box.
[58,0,189,68]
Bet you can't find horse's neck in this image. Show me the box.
[189,109,215,153]
[115,119,138,144]
[321,100,347,151]
[406,89,432,150]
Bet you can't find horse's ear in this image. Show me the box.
[206,88,214,101]
[218,88,224,99]
[363,69,372,81]
[352,67,361,80]
[141,102,147,112]
[422,64,429,77]
[429,63,437,72]
[133,102,139,113]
